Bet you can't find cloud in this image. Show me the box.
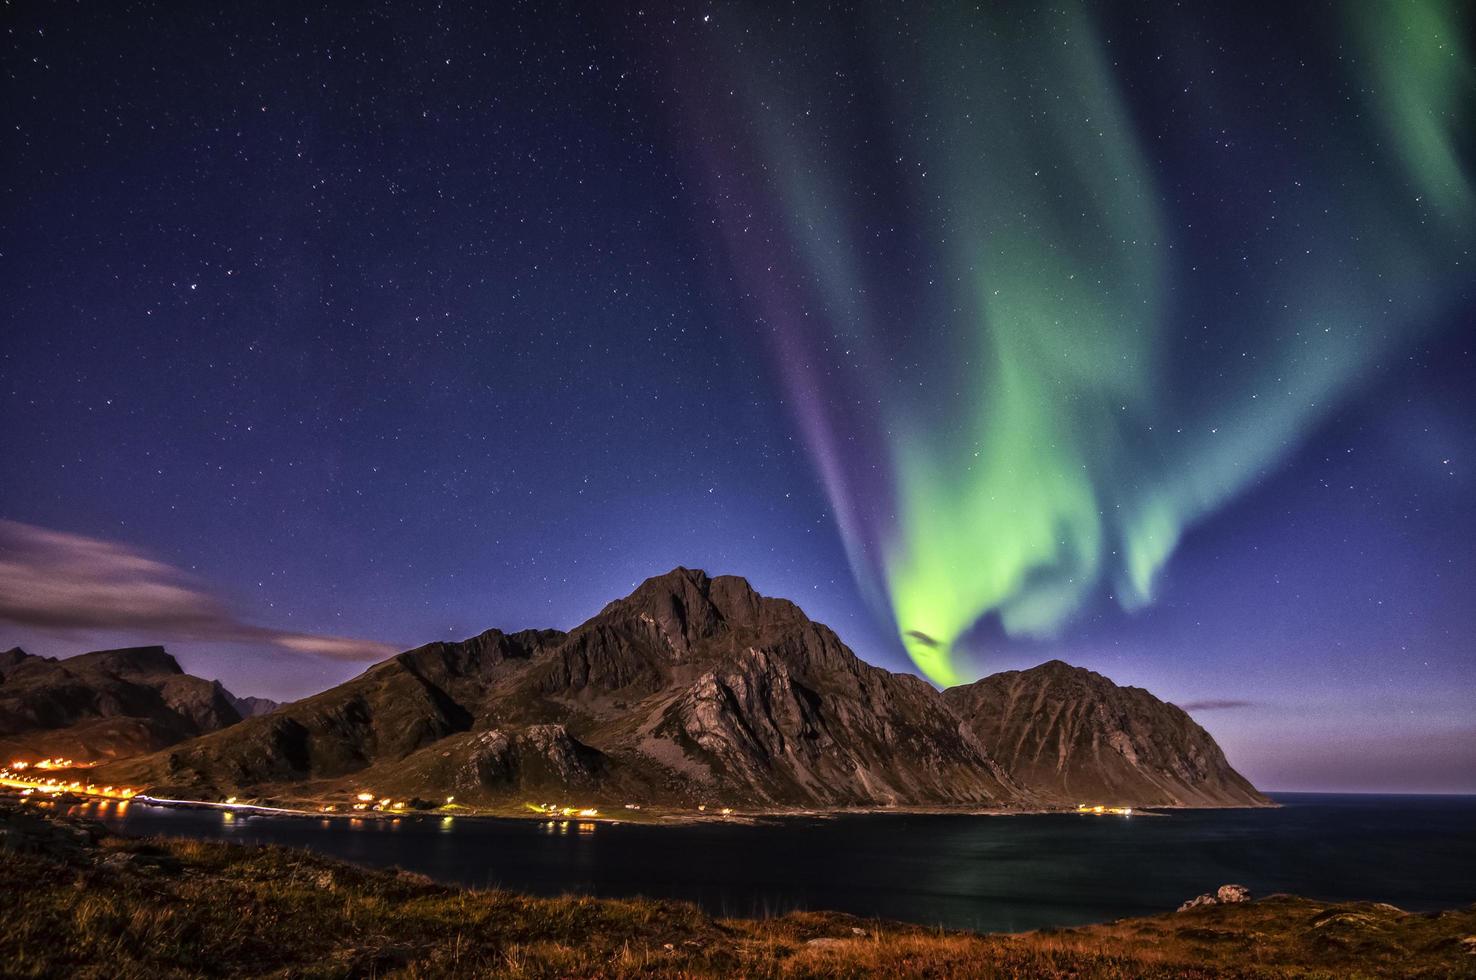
[1178,699,1255,712]
[0,519,397,662]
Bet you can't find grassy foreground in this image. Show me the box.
[1,802,1472,978]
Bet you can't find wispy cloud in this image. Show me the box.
[0,520,396,662]
[1178,699,1255,711]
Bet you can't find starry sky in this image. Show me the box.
[2,1,1473,793]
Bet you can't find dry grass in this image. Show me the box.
[1,801,1472,978]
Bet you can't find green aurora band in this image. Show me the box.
[696,1,1474,686]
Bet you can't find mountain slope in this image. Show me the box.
[942,660,1269,807]
[0,646,251,762]
[97,570,1021,808]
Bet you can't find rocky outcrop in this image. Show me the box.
[0,646,256,762]
[1179,884,1253,912]
[942,660,1269,807]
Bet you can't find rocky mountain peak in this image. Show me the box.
[597,568,723,651]
[597,568,806,649]
[1002,659,1112,689]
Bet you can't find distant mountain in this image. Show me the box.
[222,692,281,718]
[0,646,252,762]
[942,660,1269,807]
[96,569,1022,808]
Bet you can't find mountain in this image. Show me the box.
[222,693,281,718]
[91,570,1267,811]
[942,660,1269,807]
[95,569,1022,808]
[0,646,255,763]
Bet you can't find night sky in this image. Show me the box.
[3,1,1473,793]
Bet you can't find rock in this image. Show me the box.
[1178,884,1252,912]
[98,853,137,872]
[1218,884,1251,903]
[97,847,180,875]
[1178,894,1219,912]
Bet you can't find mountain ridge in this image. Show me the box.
[86,569,1268,810]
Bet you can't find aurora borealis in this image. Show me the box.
[686,0,1475,684]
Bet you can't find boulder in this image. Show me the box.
[1178,893,1219,912]
[1218,883,1251,903]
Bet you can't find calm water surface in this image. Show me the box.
[69,793,1476,933]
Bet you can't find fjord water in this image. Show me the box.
[71,794,1475,933]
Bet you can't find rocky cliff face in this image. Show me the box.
[942,660,1269,807]
[0,646,256,762]
[97,570,1022,808]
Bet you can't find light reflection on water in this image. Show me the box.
[63,793,1476,933]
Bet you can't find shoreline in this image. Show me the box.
[11,787,1276,828]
